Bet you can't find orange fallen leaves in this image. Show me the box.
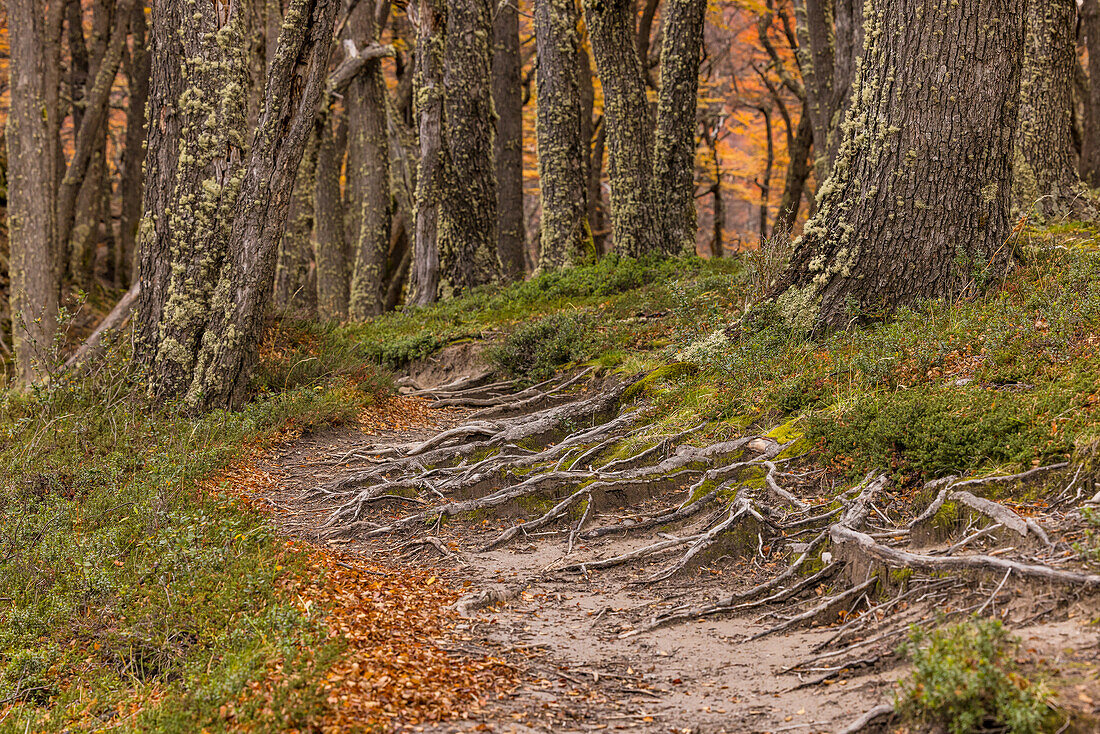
[299,550,517,733]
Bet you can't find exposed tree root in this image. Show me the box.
[320,367,1098,665]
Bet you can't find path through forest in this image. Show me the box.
[250,353,1100,733]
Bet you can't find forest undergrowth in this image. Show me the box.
[2,222,1100,731]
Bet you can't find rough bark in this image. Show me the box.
[771,0,1025,330]
[185,0,341,410]
[437,0,501,297]
[136,0,339,407]
[1015,0,1093,219]
[142,1,251,399]
[651,0,705,255]
[584,0,664,257]
[493,0,527,280]
[347,4,393,320]
[410,0,444,305]
[535,0,593,269]
[118,0,150,288]
[134,0,185,363]
[1082,0,1100,186]
[313,106,350,319]
[7,0,62,384]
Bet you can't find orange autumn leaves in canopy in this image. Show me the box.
[0,0,806,252]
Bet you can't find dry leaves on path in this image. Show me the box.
[301,550,518,732]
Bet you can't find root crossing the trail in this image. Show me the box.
[310,367,1100,715]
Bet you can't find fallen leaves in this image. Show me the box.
[299,549,518,732]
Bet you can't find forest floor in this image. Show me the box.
[246,345,1100,734]
[5,226,1100,732]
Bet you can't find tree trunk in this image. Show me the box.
[7,0,62,384]
[55,0,135,284]
[437,0,501,297]
[1082,0,1100,186]
[134,0,186,362]
[410,0,444,305]
[141,1,251,399]
[791,0,861,182]
[1015,0,1093,218]
[313,106,350,319]
[136,0,339,408]
[772,0,1025,330]
[493,0,527,280]
[584,0,664,257]
[118,0,150,288]
[274,134,319,312]
[347,4,393,320]
[773,100,813,237]
[182,0,340,410]
[755,106,773,242]
[534,0,593,269]
[651,0,705,255]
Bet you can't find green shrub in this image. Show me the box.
[898,618,1056,734]
[488,312,593,381]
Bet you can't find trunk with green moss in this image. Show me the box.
[584,0,663,257]
[410,0,444,305]
[347,4,392,320]
[7,0,62,384]
[184,0,340,410]
[1015,0,1093,219]
[136,0,339,408]
[535,0,592,269]
[651,0,705,255]
[772,0,1025,330]
[437,0,501,296]
[139,1,250,399]
[134,0,185,363]
[493,0,527,280]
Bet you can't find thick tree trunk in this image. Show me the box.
[136,0,339,408]
[437,0,501,297]
[1082,0,1100,186]
[651,0,705,255]
[410,0,444,305]
[773,0,1025,330]
[184,0,340,410]
[118,0,150,288]
[134,0,186,363]
[535,0,593,269]
[347,5,393,320]
[493,0,527,280]
[773,101,813,237]
[142,2,250,399]
[7,0,62,384]
[1015,0,1093,219]
[313,107,350,319]
[584,0,664,257]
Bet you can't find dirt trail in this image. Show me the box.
[256,358,1100,733]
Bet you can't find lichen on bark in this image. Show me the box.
[771,0,1026,331]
